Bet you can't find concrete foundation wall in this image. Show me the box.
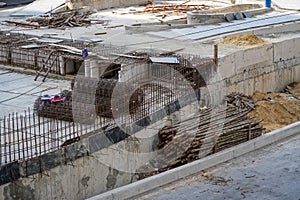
[0,97,198,200]
[214,37,300,97]
[0,36,300,199]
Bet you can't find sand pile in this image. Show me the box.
[248,83,300,132]
[285,82,300,98]
[218,34,267,46]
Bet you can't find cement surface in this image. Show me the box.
[10,0,65,17]
[0,69,70,117]
[138,133,300,200]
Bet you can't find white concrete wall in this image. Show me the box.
[214,37,300,96]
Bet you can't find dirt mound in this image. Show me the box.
[249,87,300,132]
[218,34,267,46]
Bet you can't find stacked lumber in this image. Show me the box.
[27,10,92,28]
[137,93,264,179]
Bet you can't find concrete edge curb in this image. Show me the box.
[87,121,300,200]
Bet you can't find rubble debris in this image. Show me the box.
[94,32,107,35]
[104,25,124,29]
[144,2,212,13]
[27,10,92,28]
[137,93,264,179]
[159,48,185,56]
[5,20,40,29]
[218,34,267,46]
[249,83,300,132]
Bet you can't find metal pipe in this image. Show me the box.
[265,0,271,8]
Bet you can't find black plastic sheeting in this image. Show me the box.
[0,0,34,6]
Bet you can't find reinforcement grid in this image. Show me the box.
[0,51,213,165]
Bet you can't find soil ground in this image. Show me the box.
[249,83,300,132]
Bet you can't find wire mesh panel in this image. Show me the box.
[0,49,214,166]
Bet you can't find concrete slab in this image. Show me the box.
[0,69,70,117]
[10,0,65,17]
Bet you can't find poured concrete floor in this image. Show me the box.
[138,133,300,200]
[0,69,70,117]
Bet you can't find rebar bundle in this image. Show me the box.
[34,78,145,122]
[137,93,264,179]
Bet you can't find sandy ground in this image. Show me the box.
[249,83,300,132]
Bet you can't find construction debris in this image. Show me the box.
[27,10,93,28]
[5,20,40,29]
[144,1,212,13]
[218,34,268,46]
[137,93,264,179]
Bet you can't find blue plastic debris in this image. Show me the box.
[82,48,88,58]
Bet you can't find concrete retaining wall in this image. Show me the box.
[0,36,299,199]
[90,121,300,200]
[216,37,300,96]
[0,95,198,200]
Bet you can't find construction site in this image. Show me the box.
[0,0,299,199]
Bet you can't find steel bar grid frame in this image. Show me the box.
[0,46,214,165]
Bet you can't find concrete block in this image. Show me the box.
[254,134,275,149]
[233,12,244,20]
[241,44,273,71]
[89,132,112,153]
[41,149,64,170]
[274,38,300,62]
[164,100,180,115]
[178,93,198,107]
[218,54,236,78]
[135,116,151,128]
[104,127,130,144]
[127,123,144,135]
[232,141,255,158]
[187,12,225,24]
[224,13,234,22]
[22,157,41,176]
[235,44,274,75]
[242,12,252,18]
